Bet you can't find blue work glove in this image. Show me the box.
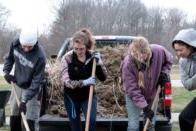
[4,74,16,84]
[19,102,27,114]
[82,77,96,86]
[143,105,154,121]
[93,52,103,65]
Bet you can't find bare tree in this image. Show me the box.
[0,4,18,62]
[144,7,164,43]
[162,8,186,45]
[0,4,9,28]
[46,0,192,62]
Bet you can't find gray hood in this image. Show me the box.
[173,28,196,48]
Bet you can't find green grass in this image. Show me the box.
[170,65,180,80]
[0,77,10,131]
[172,122,180,131]
[0,77,11,90]
[172,87,196,112]
[170,65,196,112]
[0,127,9,131]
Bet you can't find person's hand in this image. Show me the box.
[19,102,27,114]
[143,105,154,121]
[4,74,16,84]
[158,72,170,87]
[93,52,103,65]
[82,77,96,86]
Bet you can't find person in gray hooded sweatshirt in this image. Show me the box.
[3,28,46,131]
[172,28,196,131]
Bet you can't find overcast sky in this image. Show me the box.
[1,0,196,33]
[0,0,56,33]
[141,0,196,20]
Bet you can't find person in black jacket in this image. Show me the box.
[61,28,107,131]
[3,28,46,131]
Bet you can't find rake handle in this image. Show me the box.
[143,86,161,131]
[12,83,30,131]
[85,58,96,131]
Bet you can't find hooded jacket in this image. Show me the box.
[121,44,173,108]
[173,28,196,48]
[173,28,196,91]
[3,39,46,102]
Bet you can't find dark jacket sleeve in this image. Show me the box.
[96,64,107,81]
[3,42,15,74]
[22,58,46,102]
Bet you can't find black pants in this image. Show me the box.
[10,116,21,131]
[179,97,196,131]
[10,115,35,131]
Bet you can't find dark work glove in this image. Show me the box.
[143,105,154,121]
[158,72,170,87]
[4,74,16,84]
[19,102,27,114]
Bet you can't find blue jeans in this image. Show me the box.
[64,94,97,131]
[126,96,156,131]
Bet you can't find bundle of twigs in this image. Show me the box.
[46,60,66,116]
[46,45,129,117]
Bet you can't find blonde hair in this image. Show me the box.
[129,36,152,88]
[72,28,95,50]
[138,71,144,88]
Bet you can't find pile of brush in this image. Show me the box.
[46,45,129,118]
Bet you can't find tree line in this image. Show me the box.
[1,0,196,62]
